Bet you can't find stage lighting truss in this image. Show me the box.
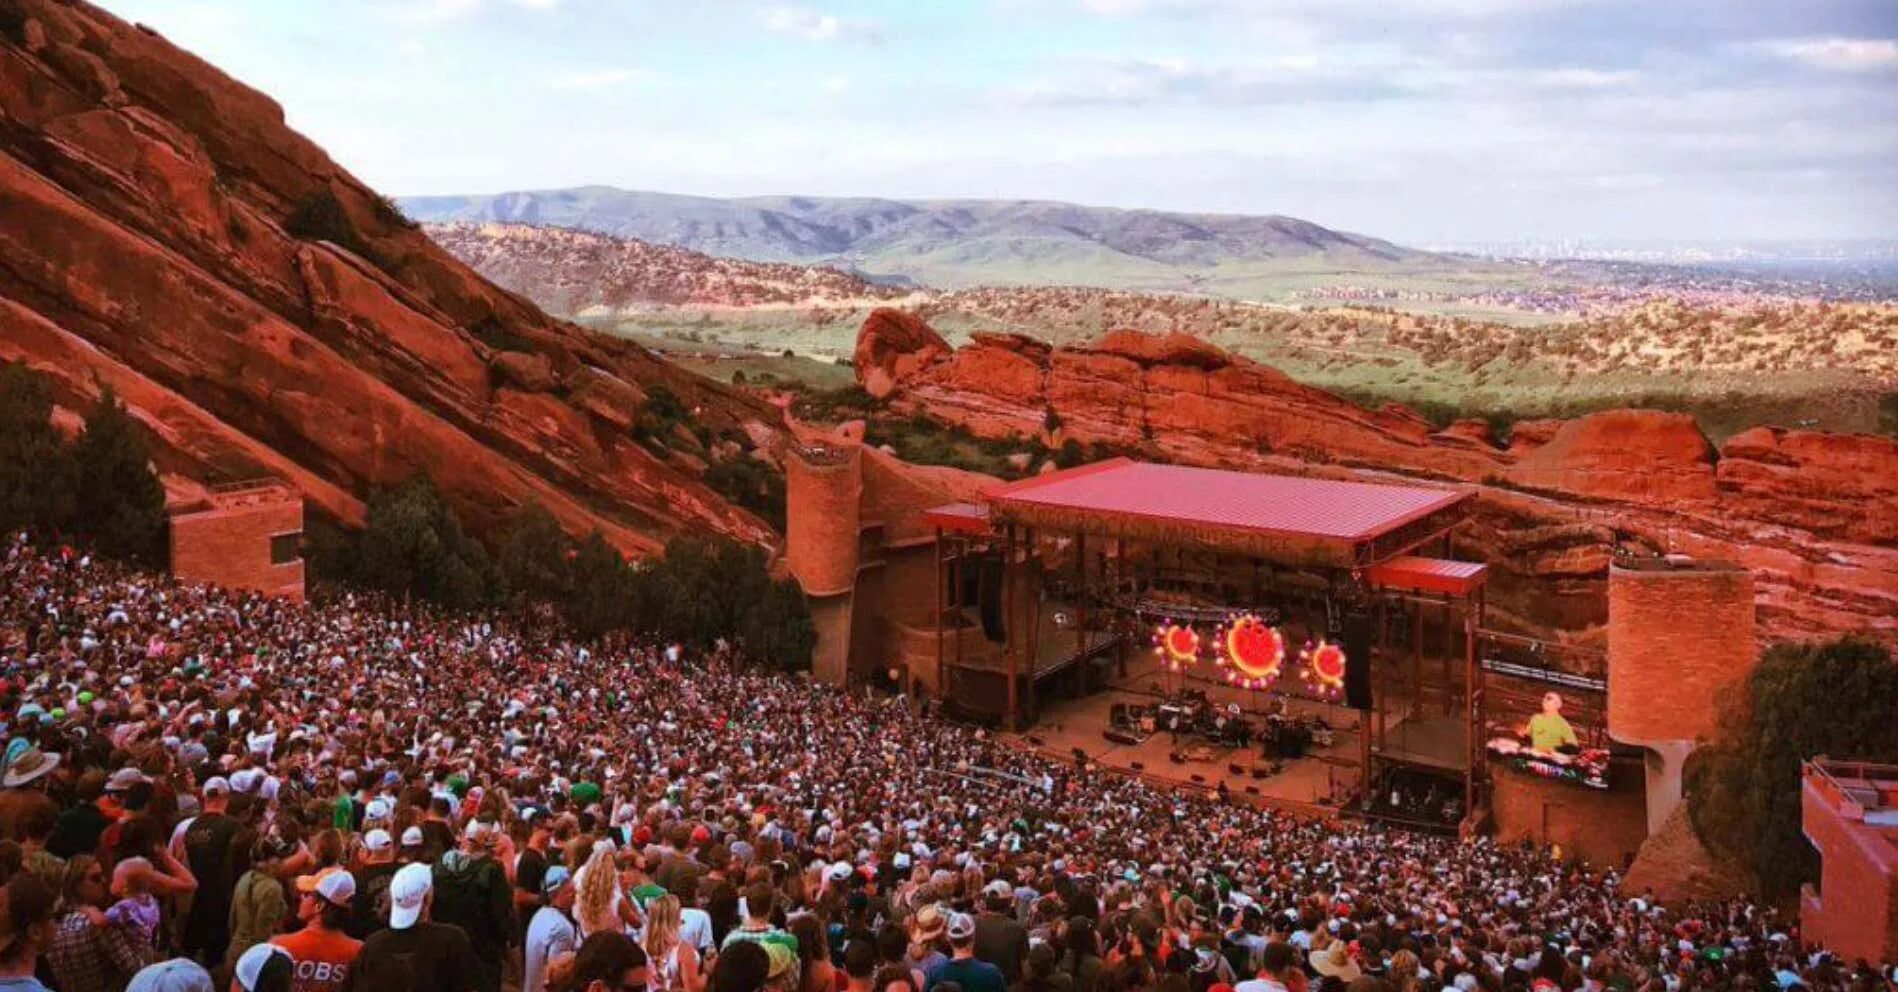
[1300,638,1347,700]
[1216,612,1284,690]
[1153,621,1202,671]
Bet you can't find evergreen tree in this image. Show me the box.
[0,363,76,538]
[1687,636,1898,897]
[71,386,166,565]
[565,530,633,640]
[496,503,576,608]
[353,474,495,609]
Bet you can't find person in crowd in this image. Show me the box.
[975,882,1029,985]
[232,942,293,992]
[432,819,512,992]
[47,855,157,992]
[557,931,650,992]
[527,867,579,992]
[926,914,1006,992]
[269,867,361,992]
[226,831,294,969]
[646,893,707,992]
[352,862,476,992]
[0,874,58,992]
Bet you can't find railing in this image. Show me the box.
[1807,758,1898,815]
[210,478,287,495]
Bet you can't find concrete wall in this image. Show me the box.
[1490,760,1649,870]
[786,445,862,598]
[1607,560,1755,832]
[169,495,304,600]
[1801,768,1898,964]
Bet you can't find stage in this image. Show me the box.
[1001,646,1458,816]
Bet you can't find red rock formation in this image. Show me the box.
[854,308,950,399]
[0,0,776,555]
[858,313,1898,649]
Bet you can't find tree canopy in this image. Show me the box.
[0,366,165,565]
[1686,636,1898,898]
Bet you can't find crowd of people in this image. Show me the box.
[0,535,1887,992]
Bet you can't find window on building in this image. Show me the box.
[270,532,302,565]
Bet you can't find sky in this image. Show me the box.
[93,0,1898,246]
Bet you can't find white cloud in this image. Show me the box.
[398,39,428,60]
[1754,37,1898,72]
[513,0,559,7]
[756,4,863,42]
[1530,68,1639,89]
[388,0,481,25]
[549,68,653,90]
[821,75,851,94]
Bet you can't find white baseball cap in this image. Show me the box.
[232,943,290,991]
[400,826,424,848]
[364,829,393,853]
[389,862,432,929]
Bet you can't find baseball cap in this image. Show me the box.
[389,862,433,929]
[364,829,393,853]
[296,867,357,906]
[126,958,215,992]
[947,912,977,941]
[542,866,573,895]
[232,943,290,992]
[985,879,1013,897]
[827,861,853,882]
[400,826,424,848]
[107,767,151,792]
[201,776,230,796]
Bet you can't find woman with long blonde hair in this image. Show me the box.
[644,893,706,992]
[575,839,627,939]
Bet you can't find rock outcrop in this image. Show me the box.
[0,0,776,555]
[859,314,1898,649]
[855,308,950,399]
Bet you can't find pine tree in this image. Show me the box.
[0,363,77,538]
[71,386,166,565]
[354,474,495,609]
[496,503,577,609]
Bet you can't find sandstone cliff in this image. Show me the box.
[855,309,1898,652]
[0,0,777,555]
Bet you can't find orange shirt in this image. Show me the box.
[271,925,364,992]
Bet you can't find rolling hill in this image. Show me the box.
[400,186,1476,294]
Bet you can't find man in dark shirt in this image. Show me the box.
[431,820,512,992]
[925,913,1006,992]
[352,829,403,940]
[355,863,477,992]
[511,808,552,943]
[973,882,1029,983]
[180,777,241,965]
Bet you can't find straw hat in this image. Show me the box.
[2,747,60,788]
[911,903,946,942]
[1313,941,1363,981]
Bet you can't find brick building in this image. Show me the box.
[1801,759,1898,964]
[168,480,305,600]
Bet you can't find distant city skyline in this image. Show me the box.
[96,0,1898,245]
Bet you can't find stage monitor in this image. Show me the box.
[1343,609,1372,710]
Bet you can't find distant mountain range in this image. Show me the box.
[424,222,908,314]
[399,186,1455,293]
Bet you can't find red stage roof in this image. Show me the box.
[1365,555,1488,596]
[986,458,1469,543]
[923,502,991,534]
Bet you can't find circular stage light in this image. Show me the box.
[1154,621,1201,671]
[1301,639,1347,699]
[1218,613,1283,689]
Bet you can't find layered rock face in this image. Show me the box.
[0,0,775,555]
[856,309,1898,651]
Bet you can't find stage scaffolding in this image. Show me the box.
[925,459,1493,813]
